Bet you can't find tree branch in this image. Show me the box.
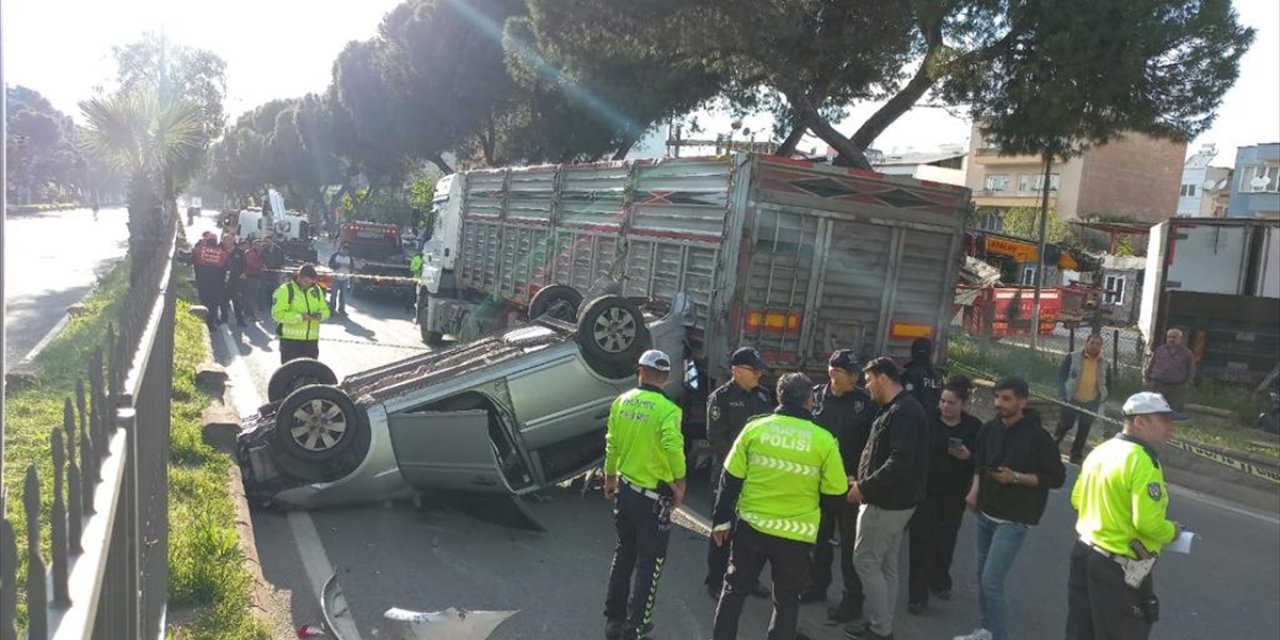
[775,121,807,156]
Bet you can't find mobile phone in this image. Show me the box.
[948,437,964,448]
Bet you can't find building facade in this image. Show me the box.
[870,146,968,187]
[1227,143,1280,218]
[965,123,1187,225]
[1177,144,1233,218]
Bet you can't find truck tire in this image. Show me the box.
[528,284,584,322]
[274,384,365,463]
[267,358,338,403]
[576,296,651,379]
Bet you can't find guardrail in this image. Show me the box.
[1,212,178,639]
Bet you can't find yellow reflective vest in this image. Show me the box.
[1072,434,1176,558]
[271,279,330,341]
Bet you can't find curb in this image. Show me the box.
[196,320,294,637]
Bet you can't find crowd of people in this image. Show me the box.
[602,336,1186,640]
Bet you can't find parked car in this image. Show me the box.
[237,294,691,511]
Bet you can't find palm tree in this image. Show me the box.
[79,90,204,272]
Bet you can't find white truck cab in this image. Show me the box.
[421,174,463,293]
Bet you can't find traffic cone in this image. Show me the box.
[297,625,327,638]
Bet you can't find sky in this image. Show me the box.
[5,0,1278,166]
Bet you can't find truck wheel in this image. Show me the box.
[576,296,651,379]
[528,284,584,322]
[421,325,444,346]
[267,358,338,403]
[274,385,365,463]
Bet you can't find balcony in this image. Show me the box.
[973,193,1057,209]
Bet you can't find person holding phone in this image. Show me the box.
[271,264,331,363]
[907,375,983,614]
[952,377,1066,640]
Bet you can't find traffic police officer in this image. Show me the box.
[1067,392,1187,640]
[802,349,878,623]
[705,347,776,598]
[271,264,331,364]
[603,350,687,640]
[711,372,850,640]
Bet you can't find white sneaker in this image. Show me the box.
[952,630,993,640]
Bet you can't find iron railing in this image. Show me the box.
[2,211,178,639]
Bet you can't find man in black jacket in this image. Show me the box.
[842,357,930,640]
[902,337,944,413]
[704,347,775,599]
[953,377,1066,640]
[801,350,878,623]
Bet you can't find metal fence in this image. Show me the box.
[2,212,178,639]
[984,323,1148,378]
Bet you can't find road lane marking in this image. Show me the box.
[216,327,366,640]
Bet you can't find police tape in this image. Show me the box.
[265,268,421,285]
[950,362,1280,485]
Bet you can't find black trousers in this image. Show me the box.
[279,339,319,364]
[713,523,812,640]
[806,502,863,602]
[1056,401,1101,458]
[1066,541,1156,640]
[604,488,672,640]
[194,269,228,325]
[907,492,966,605]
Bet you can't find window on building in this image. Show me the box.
[1104,275,1126,305]
[1018,174,1032,193]
[1180,184,1198,197]
[1032,173,1062,192]
[985,174,1010,192]
[1241,165,1280,193]
[1021,266,1037,285]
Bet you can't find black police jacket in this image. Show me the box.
[857,390,930,510]
[706,380,774,456]
[813,384,878,476]
[903,362,944,413]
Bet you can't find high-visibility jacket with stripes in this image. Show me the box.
[725,413,847,543]
[271,279,330,341]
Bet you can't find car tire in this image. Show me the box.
[267,358,338,403]
[528,284,583,322]
[576,296,651,379]
[274,384,365,463]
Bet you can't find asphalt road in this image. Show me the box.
[3,206,130,369]
[208,238,1280,640]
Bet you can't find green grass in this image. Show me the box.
[2,259,132,630]
[2,254,266,638]
[166,296,268,640]
[947,334,1279,459]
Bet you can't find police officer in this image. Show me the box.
[603,350,687,640]
[711,372,850,640]
[902,337,944,412]
[271,264,331,364]
[1066,392,1187,640]
[801,350,878,623]
[705,347,776,599]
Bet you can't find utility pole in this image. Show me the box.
[1029,150,1053,351]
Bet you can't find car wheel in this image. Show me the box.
[528,284,584,322]
[576,296,651,379]
[267,358,338,403]
[274,384,365,463]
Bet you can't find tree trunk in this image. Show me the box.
[428,153,454,175]
[794,103,873,170]
[851,29,944,150]
[775,122,807,157]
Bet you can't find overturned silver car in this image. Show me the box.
[237,294,692,511]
